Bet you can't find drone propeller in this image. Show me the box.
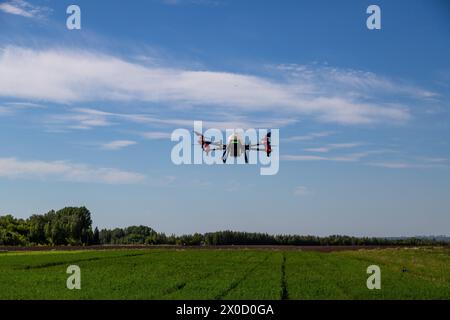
[194,131,212,153]
[262,131,272,157]
[194,131,205,143]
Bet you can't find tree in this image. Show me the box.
[0,215,29,245]
[28,214,49,244]
[54,207,92,244]
[93,227,100,245]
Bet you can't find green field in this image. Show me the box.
[0,247,448,300]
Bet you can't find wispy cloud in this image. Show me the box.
[47,107,297,131]
[368,162,417,169]
[0,46,418,125]
[102,140,137,150]
[3,101,45,109]
[420,157,448,164]
[282,150,390,163]
[275,64,438,100]
[0,0,51,19]
[283,132,334,142]
[47,110,115,130]
[368,161,448,169]
[0,101,45,116]
[283,150,449,170]
[293,186,310,196]
[0,157,146,184]
[141,131,172,140]
[304,142,362,153]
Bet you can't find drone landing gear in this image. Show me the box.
[222,149,228,163]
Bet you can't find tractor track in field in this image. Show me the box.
[162,281,187,296]
[280,253,289,300]
[214,254,270,300]
[17,252,146,270]
[161,271,214,298]
[161,253,258,298]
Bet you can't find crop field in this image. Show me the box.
[0,247,448,300]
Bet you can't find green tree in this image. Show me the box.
[93,227,100,245]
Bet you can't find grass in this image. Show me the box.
[0,247,448,300]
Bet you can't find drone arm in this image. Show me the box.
[248,147,266,151]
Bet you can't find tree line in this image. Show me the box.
[1,207,448,246]
[0,207,98,246]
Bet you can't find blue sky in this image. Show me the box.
[0,0,449,236]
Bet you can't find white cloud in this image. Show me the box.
[48,107,297,131]
[368,161,448,169]
[368,162,414,169]
[283,132,334,142]
[102,140,137,150]
[283,155,329,161]
[47,110,115,130]
[304,142,362,153]
[0,0,50,18]
[5,101,45,109]
[275,64,438,100]
[0,46,415,125]
[0,101,45,116]
[141,131,172,140]
[282,150,390,163]
[293,186,310,196]
[283,149,448,170]
[0,1,31,17]
[420,157,448,164]
[302,147,329,153]
[0,157,145,184]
